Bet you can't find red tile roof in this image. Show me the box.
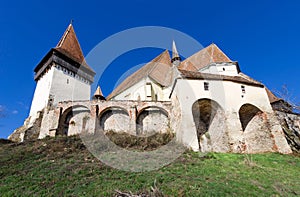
[107,50,173,100]
[55,24,94,73]
[34,24,95,81]
[178,43,232,71]
[179,69,264,87]
[265,88,282,103]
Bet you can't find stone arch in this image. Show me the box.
[99,107,130,132]
[192,99,228,152]
[238,103,275,152]
[192,99,223,135]
[136,106,169,135]
[57,105,91,136]
[239,104,263,131]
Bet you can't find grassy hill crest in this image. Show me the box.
[1,135,300,196]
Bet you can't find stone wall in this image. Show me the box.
[275,111,300,153]
[242,112,276,153]
[198,108,230,153]
[99,108,130,133]
[136,107,169,135]
[172,78,292,154]
[37,100,173,138]
[8,111,44,142]
[9,98,297,155]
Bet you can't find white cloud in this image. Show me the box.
[12,110,18,115]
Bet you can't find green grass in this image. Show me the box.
[0,136,299,196]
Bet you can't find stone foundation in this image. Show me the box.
[275,111,300,153]
[8,111,44,142]
[8,100,294,155]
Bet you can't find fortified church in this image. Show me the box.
[9,24,297,154]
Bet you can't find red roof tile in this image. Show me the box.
[179,69,264,87]
[55,24,94,73]
[265,88,282,103]
[107,50,173,100]
[178,43,232,71]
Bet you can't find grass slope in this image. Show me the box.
[0,136,299,196]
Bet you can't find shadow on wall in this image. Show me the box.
[239,104,263,131]
[192,99,229,152]
[136,107,169,136]
[238,104,275,153]
[57,105,91,136]
[99,107,130,133]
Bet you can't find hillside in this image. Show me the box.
[0,135,300,196]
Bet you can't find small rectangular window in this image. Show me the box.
[204,82,209,91]
[241,85,246,93]
[146,83,152,97]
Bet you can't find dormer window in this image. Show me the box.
[204,82,209,91]
[241,85,246,93]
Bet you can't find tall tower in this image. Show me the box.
[29,23,95,117]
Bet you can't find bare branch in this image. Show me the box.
[274,85,300,113]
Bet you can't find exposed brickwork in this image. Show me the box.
[36,100,173,138]
[275,111,300,153]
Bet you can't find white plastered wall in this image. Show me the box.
[29,64,91,118]
[29,66,55,117]
[172,78,275,151]
[113,77,172,101]
[50,64,91,104]
[200,63,239,76]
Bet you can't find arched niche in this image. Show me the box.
[57,105,91,136]
[136,107,169,136]
[239,104,263,131]
[238,103,274,152]
[99,107,130,132]
[192,99,227,152]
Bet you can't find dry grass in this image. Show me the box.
[104,130,175,151]
[1,135,300,196]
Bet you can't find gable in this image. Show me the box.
[178,43,232,72]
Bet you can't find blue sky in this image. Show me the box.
[0,0,299,139]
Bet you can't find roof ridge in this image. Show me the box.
[148,50,170,75]
[56,24,71,48]
[210,43,231,62]
[210,44,214,63]
[179,69,264,87]
[54,23,95,73]
[238,72,262,84]
[178,43,232,71]
[107,50,172,100]
[55,23,84,62]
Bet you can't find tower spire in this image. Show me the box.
[171,40,181,66]
[55,22,85,63]
[93,86,106,100]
